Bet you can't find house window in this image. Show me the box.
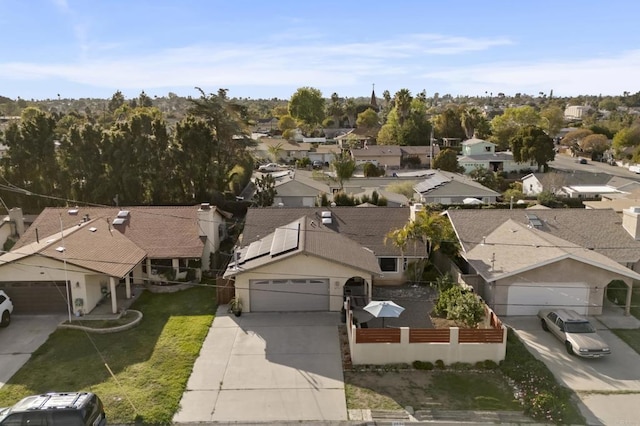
[485,146,491,152]
[379,257,397,272]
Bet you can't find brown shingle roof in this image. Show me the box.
[16,205,210,258]
[446,208,640,264]
[241,206,426,257]
[227,216,381,276]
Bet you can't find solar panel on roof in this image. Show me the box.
[112,217,126,225]
[271,221,300,256]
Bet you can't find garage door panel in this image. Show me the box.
[250,279,329,312]
[0,281,69,314]
[507,283,588,316]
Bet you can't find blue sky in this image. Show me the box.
[2,0,640,101]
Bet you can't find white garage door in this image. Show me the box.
[250,279,330,312]
[506,282,589,316]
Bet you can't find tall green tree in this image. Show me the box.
[394,89,412,125]
[289,87,325,132]
[356,108,379,130]
[433,106,466,140]
[326,92,343,128]
[432,148,463,173]
[253,173,277,207]
[331,151,356,190]
[510,126,555,172]
[1,107,60,209]
[460,106,483,139]
[490,106,540,150]
[539,105,565,137]
[187,88,253,194]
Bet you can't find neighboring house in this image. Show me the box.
[351,145,402,168]
[521,171,631,196]
[400,145,440,168]
[251,138,312,163]
[308,144,341,165]
[565,105,592,121]
[444,209,640,316]
[336,128,376,149]
[457,138,520,173]
[584,189,640,212]
[224,215,381,313]
[560,185,626,199]
[413,170,500,204]
[231,206,428,313]
[0,204,229,315]
[271,171,330,207]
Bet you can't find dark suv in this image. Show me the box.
[0,392,106,426]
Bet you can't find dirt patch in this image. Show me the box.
[344,370,519,411]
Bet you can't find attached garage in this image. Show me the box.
[250,279,329,312]
[506,282,589,316]
[0,281,70,314]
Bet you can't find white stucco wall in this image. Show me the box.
[349,326,507,365]
[232,253,375,312]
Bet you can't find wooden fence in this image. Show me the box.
[355,328,401,343]
[216,277,235,305]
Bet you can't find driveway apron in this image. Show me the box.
[0,315,64,389]
[506,315,640,425]
[174,308,346,423]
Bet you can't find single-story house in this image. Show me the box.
[271,171,330,207]
[413,170,500,204]
[336,128,377,149]
[457,138,521,174]
[351,145,402,168]
[251,138,312,163]
[400,145,440,168]
[444,208,640,316]
[307,144,341,165]
[0,204,229,315]
[227,206,428,312]
[584,189,640,212]
[224,215,381,313]
[521,171,634,197]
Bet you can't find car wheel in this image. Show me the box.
[565,341,574,355]
[1,310,10,327]
[541,319,549,331]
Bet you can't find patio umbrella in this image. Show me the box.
[363,300,405,328]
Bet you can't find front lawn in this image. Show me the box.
[0,285,216,425]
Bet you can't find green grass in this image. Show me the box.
[429,371,521,410]
[0,285,216,425]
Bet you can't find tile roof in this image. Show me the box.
[15,205,212,258]
[466,219,640,282]
[1,219,146,278]
[226,216,381,276]
[446,208,640,264]
[241,206,426,257]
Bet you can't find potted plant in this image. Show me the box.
[229,297,242,317]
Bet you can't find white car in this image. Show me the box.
[538,308,610,358]
[258,163,280,172]
[0,290,13,327]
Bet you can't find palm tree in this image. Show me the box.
[267,142,284,163]
[394,89,412,125]
[460,106,482,139]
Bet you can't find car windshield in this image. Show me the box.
[565,321,595,333]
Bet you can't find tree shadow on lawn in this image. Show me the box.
[0,286,216,405]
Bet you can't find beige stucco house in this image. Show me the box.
[445,208,640,316]
[225,206,427,312]
[0,204,228,316]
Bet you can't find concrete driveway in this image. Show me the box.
[506,315,640,425]
[0,315,64,388]
[174,308,346,423]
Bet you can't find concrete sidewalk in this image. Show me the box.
[173,307,346,424]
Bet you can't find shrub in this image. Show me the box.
[606,280,627,305]
[363,162,383,177]
[435,360,445,369]
[296,157,311,168]
[412,360,434,370]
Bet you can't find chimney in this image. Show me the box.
[8,207,25,237]
[197,202,217,271]
[622,206,640,240]
[410,203,424,222]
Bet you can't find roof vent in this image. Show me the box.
[117,210,130,218]
[68,208,79,215]
[199,202,211,210]
[89,227,97,232]
[55,246,65,253]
